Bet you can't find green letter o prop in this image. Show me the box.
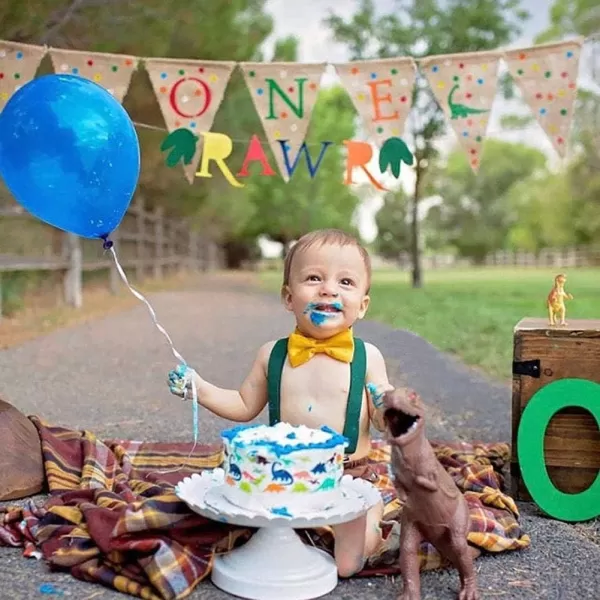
[517,378,600,522]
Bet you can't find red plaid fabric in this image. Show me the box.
[0,419,530,599]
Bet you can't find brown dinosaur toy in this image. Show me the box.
[383,388,479,600]
[0,396,45,501]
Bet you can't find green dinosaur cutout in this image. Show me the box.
[160,128,199,168]
[379,137,414,178]
[316,477,336,491]
[292,482,309,493]
[448,84,489,119]
[239,481,252,494]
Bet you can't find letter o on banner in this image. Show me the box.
[517,378,600,522]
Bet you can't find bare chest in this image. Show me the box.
[278,355,364,430]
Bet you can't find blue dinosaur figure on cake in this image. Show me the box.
[271,461,294,485]
[228,456,242,481]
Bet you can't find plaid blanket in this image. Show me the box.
[0,418,530,600]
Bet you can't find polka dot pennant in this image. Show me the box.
[145,58,236,183]
[334,57,417,148]
[240,61,326,181]
[48,49,138,104]
[0,41,47,111]
[419,51,502,172]
[503,40,582,158]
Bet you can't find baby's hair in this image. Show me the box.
[282,229,372,292]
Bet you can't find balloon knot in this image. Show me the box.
[100,235,113,250]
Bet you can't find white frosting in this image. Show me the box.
[233,422,333,446]
[221,422,347,517]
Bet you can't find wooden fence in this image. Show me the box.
[0,197,223,318]
[395,247,600,270]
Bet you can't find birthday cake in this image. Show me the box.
[220,422,348,517]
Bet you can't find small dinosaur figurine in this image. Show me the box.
[379,137,414,178]
[160,128,199,168]
[448,84,489,120]
[546,272,573,326]
[383,388,479,600]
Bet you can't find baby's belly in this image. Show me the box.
[280,395,371,461]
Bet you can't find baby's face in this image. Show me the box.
[283,243,370,339]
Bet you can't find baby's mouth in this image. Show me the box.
[308,302,343,313]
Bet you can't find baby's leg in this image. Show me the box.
[332,500,384,578]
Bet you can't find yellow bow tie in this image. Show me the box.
[287,328,354,368]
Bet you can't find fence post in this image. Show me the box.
[154,206,164,279]
[63,233,82,308]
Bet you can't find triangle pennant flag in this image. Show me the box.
[239,62,326,181]
[420,51,501,172]
[504,38,583,158]
[145,58,235,184]
[0,41,47,111]
[49,48,138,103]
[334,58,416,147]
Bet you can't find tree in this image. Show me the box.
[326,0,530,287]
[424,139,547,261]
[374,187,411,261]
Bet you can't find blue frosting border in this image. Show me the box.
[221,423,348,455]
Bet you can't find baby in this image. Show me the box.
[169,228,394,577]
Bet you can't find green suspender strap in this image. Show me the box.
[266,337,367,455]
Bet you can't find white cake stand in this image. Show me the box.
[176,468,382,600]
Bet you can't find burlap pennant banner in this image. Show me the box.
[334,58,416,147]
[240,62,326,181]
[420,51,501,171]
[49,48,138,103]
[503,39,583,158]
[0,41,47,111]
[145,58,235,183]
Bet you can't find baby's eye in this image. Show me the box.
[340,278,354,286]
[307,274,321,282]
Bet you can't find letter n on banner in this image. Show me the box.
[239,62,326,182]
[145,58,235,183]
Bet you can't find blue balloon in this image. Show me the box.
[0,74,140,239]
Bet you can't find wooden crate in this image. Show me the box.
[511,317,600,501]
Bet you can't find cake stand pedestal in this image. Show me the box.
[176,468,382,600]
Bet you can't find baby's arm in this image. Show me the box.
[186,341,274,422]
[365,343,394,432]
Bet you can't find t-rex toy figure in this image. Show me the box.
[383,388,479,600]
[0,396,45,501]
[546,272,573,326]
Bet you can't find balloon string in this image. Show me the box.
[107,243,199,473]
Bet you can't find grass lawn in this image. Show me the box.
[259,267,600,381]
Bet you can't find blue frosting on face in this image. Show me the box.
[220,423,348,455]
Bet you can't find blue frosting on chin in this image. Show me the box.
[221,423,348,455]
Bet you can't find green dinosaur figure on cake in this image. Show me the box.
[316,477,336,491]
[160,128,199,167]
[448,84,489,119]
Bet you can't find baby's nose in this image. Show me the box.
[319,281,339,296]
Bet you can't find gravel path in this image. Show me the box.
[1,274,598,600]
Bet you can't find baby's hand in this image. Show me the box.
[366,382,394,409]
[168,364,194,398]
